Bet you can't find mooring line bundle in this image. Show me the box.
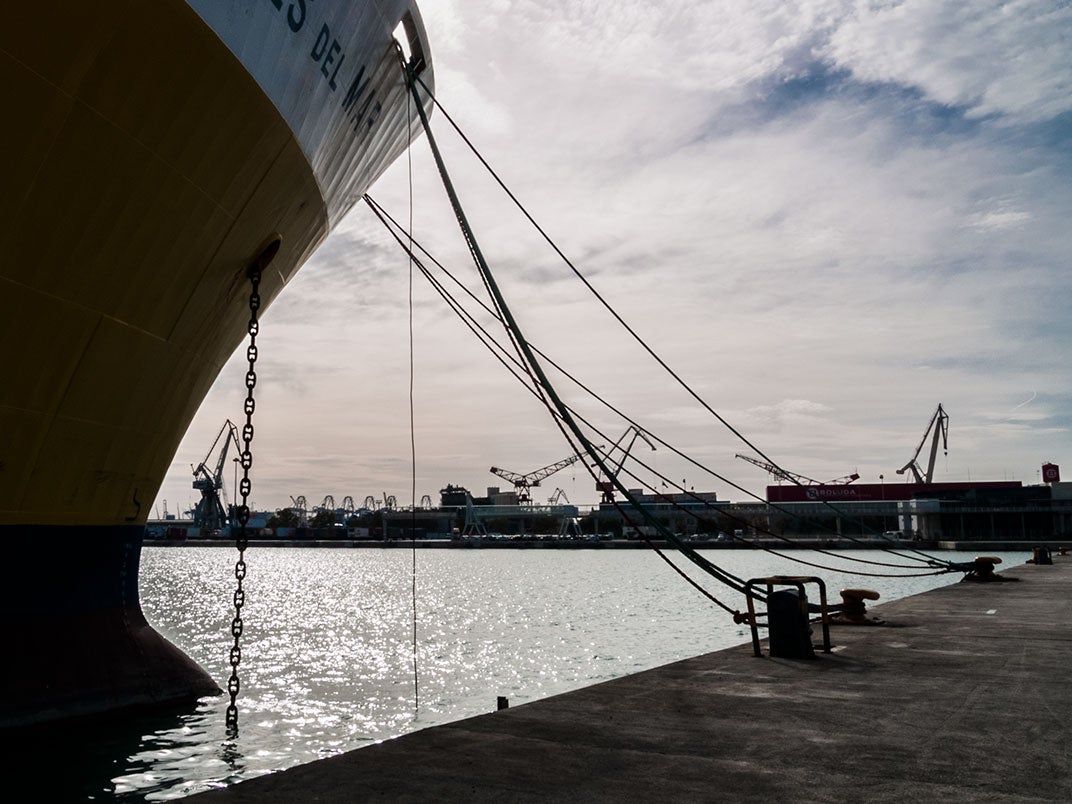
[371,55,962,619]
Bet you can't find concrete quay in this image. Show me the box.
[190,557,1071,802]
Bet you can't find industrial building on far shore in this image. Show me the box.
[160,405,1069,544]
[149,464,1070,545]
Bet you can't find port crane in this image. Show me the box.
[547,488,581,535]
[596,426,656,504]
[289,495,308,526]
[191,420,240,532]
[896,403,949,484]
[734,453,859,486]
[490,452,585,505]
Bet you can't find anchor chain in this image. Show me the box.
[226,258,263,733]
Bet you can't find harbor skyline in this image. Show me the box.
[155,0,1071,516]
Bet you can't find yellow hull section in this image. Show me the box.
[0,0,433,727]
[1,2,335,527]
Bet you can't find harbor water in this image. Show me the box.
[6,546,1028,800]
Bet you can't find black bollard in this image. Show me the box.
[767,589,815,659]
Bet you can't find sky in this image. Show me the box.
[153,0,1072,518]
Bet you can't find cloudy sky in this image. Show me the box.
[154,0,1071,517]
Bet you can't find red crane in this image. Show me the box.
[596,426,656,504]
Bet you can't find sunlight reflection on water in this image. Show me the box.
[87,546,1029,799]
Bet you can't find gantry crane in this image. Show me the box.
[191,420,240,532]
[547,488,580,535]
[490,452,584,505]
[596,426,656,504]
[734,453,860,486]
[896,403,949,484]
[548,488,570,505]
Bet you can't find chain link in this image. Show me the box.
[225,258,263,734]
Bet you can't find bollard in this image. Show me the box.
[831,588,882,625]
[767,589,815,659]
[744,576,831,657]
[497,696,509,710]
[961,555,1003,582]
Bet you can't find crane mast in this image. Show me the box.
[896,403,949,484]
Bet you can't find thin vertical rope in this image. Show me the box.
[406,85,420,714]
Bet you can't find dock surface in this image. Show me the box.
[190,559,1071,802]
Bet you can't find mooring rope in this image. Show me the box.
[401,65,764,613]
[402,48,420,714]
[372,62,963,617]
[409,73,958,572]
[364,194,953,580]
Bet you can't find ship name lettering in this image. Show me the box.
[342,64,369,112]
[267,0,311,34]
[342,64,381,132]
[266,0,384,135]
[311,23,345,90]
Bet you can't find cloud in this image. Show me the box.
[965,205,1032,232]
[154,0,1071,514]
[822,0,1072,124]
[748,399,833,423]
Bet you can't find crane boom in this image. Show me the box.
[734,453,859,486]
[827,471,861,485]
[734,453,820,485]
[896,403,949,484]
[490,453,584,504]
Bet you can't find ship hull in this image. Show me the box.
[1,0,432,726]
[2,526,220,725]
